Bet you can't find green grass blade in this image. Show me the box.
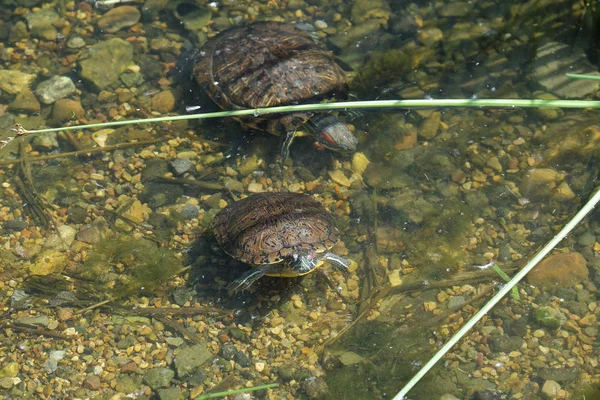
[491,264,520,301]
[566,73,600,81]
[13,98,600,136]
[195,383,278,399]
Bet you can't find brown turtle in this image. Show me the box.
[191,22,358,160]
[212,192,350,292]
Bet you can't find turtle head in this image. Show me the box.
[310,115,358,153]
[290,250,320,275]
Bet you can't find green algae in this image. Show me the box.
[80,236,183,299]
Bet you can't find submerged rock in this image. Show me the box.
[8,89,41,114]
[97,5,141,33]
[79,38,134,89]
[0,70,37,94]
[29,250,69,275]
[36,76,76,105]
[351,0,391,26]
[174,343,213,378]
[527,252,589,290]
[24,8,60,41]
[530,42,600,98]
[143,367,175,389]
[534,306,567,329]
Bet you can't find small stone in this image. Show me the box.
[520,168,562,200]
[8,89,41,114]
[0,377,13,390]
[314,20,328,30]
[419,111,441,139]
[35,76,76,105]
[351,152,370,176]
[174,343,213,378]
[0,70,37,94]
[255,362,265,372]
[84,375,102,390]
[418,28,443,47]
[166,337,184,347]
[120,71,144,88]
[247,182,264,193]
[177,151,197,159]
[351,0,391,25]
[151,90,177,113]
[541,380,561,398]
[122,200,151,223]
[174,4,212,31]
[76,225,102,244]
[170,159,192,175]
[79,38,134,89]
[301,376,329,399]
[143,368,175,389]
[97,6,141,33]
[31,133,59,152]
[534,306,566,329]
[57,308,74,321]
[24,8,60,41]
[67,36,86,49]
[157,387,184,400]
[532,329,545,338]
[220,343,237,360]
[234,351,251,367]
[51,99,85,123]
[179,204,200,220]
[0,362,19,378]
[577,231,596,247]
[527,252,588,290]
[29,250,68,276]
[531,42,600,98]
[44,225,77,251]
[328,169,351,187]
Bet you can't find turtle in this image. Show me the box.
[212,192,350,292]
[191,22,358,161]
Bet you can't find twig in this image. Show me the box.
[0,139,162,166]
[195,383,279,400]
[3,323,72,340]
[152,314,206,344]
[152,176,224,190]
[74,299,111,315]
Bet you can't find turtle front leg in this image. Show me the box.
[280,129,296,163]
[228,264,278,294]
[322,252,351,272]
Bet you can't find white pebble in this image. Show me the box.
[314,20,328,30]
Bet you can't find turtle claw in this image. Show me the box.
[227,265,271,294]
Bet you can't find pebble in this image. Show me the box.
[0,70,36,94]
[247,182,264,193]
[314,20,328,30]
[67,36,86,49]
[541,380,561,397]
[528,252,589,290]
[97,5,141,33]
[35,76,77,105]
[328,169,351,187]
[151,90,177,113]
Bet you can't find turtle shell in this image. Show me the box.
[212,192,339,267]
[192,22,348,134]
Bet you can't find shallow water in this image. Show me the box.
[0,0,599,399]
